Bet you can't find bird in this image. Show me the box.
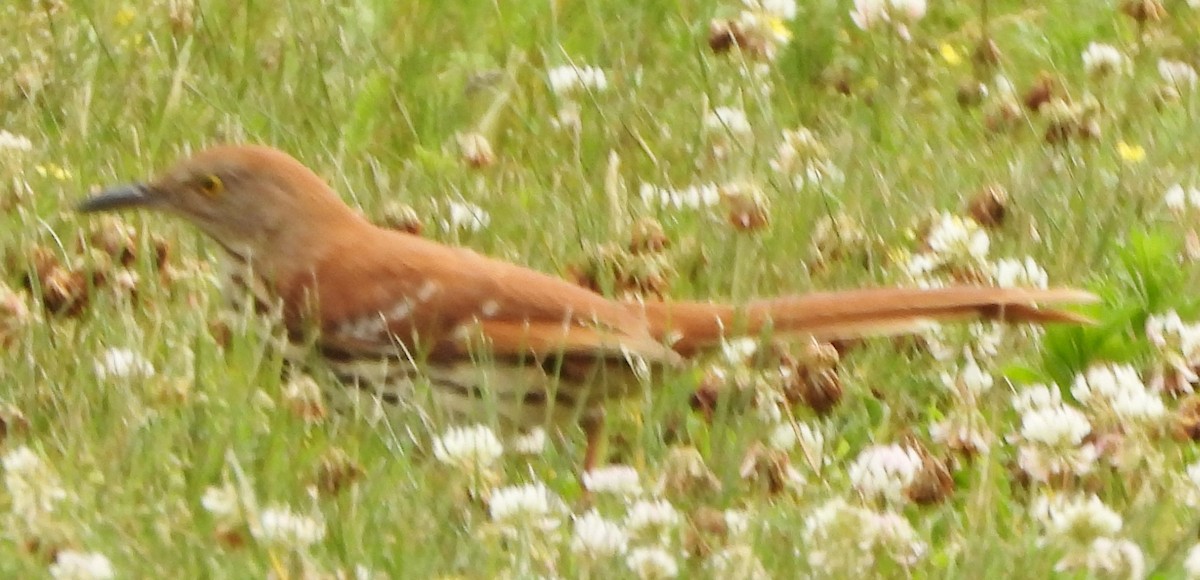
[77,144,1096,468]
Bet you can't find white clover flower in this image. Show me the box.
[1186,543,1200,578]
[1147,310,1200,358]
[889,0,926,22]
[432,424,503,471]
[925,213,990,261]
[3,445,68,527]
[441,200,490,232]
[346,564,377,580]
[922,320,1005,363]
[1146,310,1200,393]
[704,106,752,136]
[1160,59,1198,90]
[751,375,788,424]
[282,375,323,408]
[95,347,155,380]
[993,74,1017,97]
[1055,537,1144,579]
[769,127,843,189]
[955,360,993,396]
[547,64,608,95]
[720,337,760,364]
[1011,394,1097,481]
[851,0,924,35]
[803,498,926,575]
[551,100,582,132]
[2,445,43,473]
[804,498,874,575]
[1166,184,1190,211]
[1018,404,1091,446]
[201,483,242,524]
[907,214,991,291]
[625,547,679,579]
[940,356,993,398]
[582,464,642,496]
[509,427,547,455]
[1070,364,1165,423]
[769,421,828,463]
[905,253,939,278]
[850,0,888,30]
[571,509,628,558]
[1147,310,1189,348]
[488,481,565,531]
[992,257,1049,289]
[1033,493,1123,543]
[847,444,922,502]
[625,499,681,535]
[1176,467,1200,508]
[1012,384,1063,414]
[48,551,114,580]
[638,182,722,210]
[790,157,842,189]
[252,505,326,549]
[1016,444,1099,483]
[742,0,797,20]
[1035,499,1142,578]
[1187,461,1200,488]
[768,422,799,450]
[706,546,770,580]
[1082,43,1128,77]
[0,130,33,152]
[871,509,927,566]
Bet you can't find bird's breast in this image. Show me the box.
[218,253,284,320]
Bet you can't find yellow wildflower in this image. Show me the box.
[115,6,135,27]
[940,43,963,66]
[1117,141,1145,163]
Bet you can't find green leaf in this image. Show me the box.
[1037,227,1188,386]
[1000,363,1047,386]
[864,395,885,426]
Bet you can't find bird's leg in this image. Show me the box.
[577,406,608,506]
[580,406,606,477]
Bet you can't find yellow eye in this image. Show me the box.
[198,174,223,196]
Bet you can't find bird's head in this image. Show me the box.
[78,145,360,261]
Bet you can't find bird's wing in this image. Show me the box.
[306,230,679,365]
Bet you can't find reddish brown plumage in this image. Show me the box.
[78,145,1098,431]
[641,287,1094,357]
[267,209,1093,369]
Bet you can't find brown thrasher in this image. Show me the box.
[77,145,1095,466]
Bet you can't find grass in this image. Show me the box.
[3,0,1200,577]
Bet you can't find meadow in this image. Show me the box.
[2,0,1200,577]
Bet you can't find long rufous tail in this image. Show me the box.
[639,286,1098,357]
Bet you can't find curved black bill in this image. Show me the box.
[76,183,153,213]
